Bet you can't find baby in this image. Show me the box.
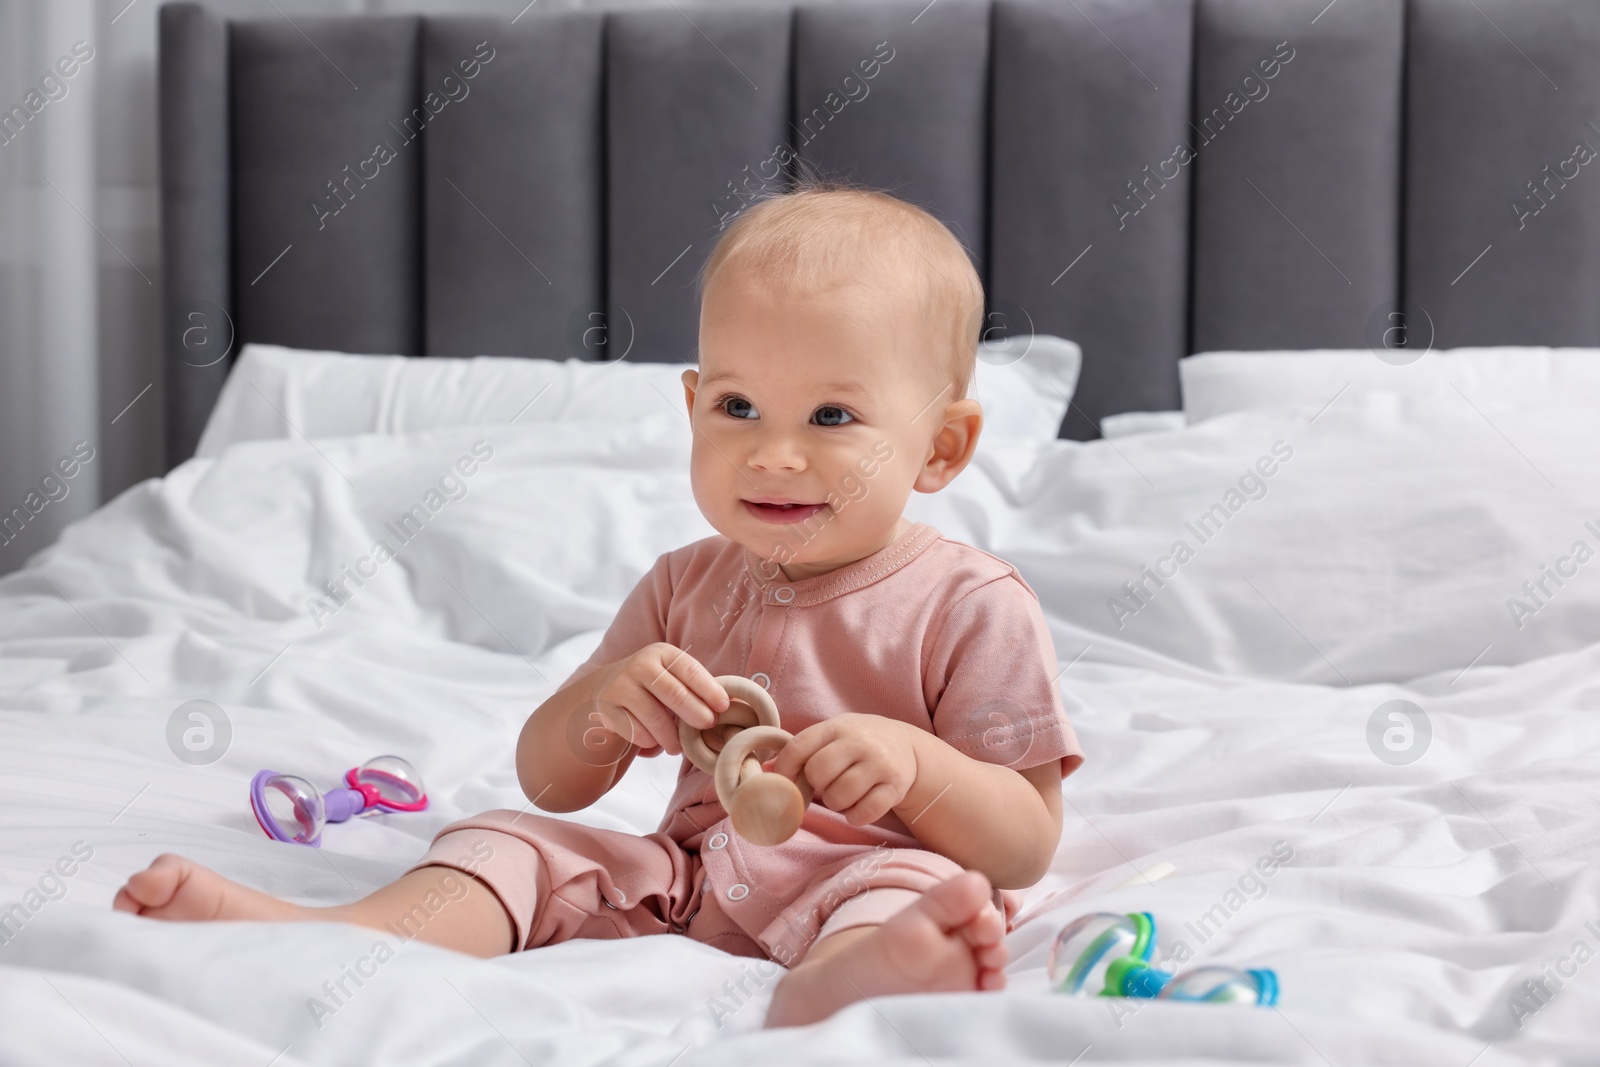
[114,185,1084,1027]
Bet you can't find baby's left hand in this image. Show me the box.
[769,714,920,826]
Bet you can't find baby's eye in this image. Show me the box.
[812,405,854,427]
[719,395,758,420]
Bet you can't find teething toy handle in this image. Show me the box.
[714,725,814,845]
[323,787,366,823]
[678,675,781,774]
[678,675,813,845]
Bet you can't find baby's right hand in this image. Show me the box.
[586,643,728,757]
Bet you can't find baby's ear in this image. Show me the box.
[914,398,983,494]
[681,369,699,417]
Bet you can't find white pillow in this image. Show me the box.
[969,333,1080,439]
[1101,411,1184,438]
[195,346,682,458]
[194,336,1081,458]
[1181,347,1600,424]
[908,393,1600,684]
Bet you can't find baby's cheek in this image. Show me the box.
[687,450,724,515]
[690,449,752,544]
[862,442,910,495]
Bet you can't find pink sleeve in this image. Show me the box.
[924,575,1085,778]
[560,552,675,691]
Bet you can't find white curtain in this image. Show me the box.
[0,0,102,576]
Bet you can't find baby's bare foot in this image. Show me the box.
[765,871,1008,1027]
[113,853,306,923]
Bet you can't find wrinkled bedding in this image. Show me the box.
[1,400,1597,1065]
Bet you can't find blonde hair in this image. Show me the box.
[697,179,984,402]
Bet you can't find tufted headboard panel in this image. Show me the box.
[160,0,1600,467]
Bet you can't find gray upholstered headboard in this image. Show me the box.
[159,0,1600,469]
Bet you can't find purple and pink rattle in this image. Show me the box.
[250,756,428,847]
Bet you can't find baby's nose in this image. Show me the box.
[747,432,807,471]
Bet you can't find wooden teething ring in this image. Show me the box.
[678,675,813,846]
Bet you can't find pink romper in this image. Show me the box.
[410,521,1084,965]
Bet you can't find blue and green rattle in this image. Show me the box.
[1047,911,1279,1006]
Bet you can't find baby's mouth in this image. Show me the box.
[740,499,828,525]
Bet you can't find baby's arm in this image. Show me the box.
[891,728,1063,888]
[772,715,1063,889]
[515,643,728,812]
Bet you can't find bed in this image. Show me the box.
[4,0,1600,1063]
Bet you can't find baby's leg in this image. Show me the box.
[115,855,515,957]
[763,871,1008,1028]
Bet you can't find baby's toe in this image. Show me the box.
[123,855,187,909]
[955,903,1007,950]
[974,941,1009,970]
[914,871,994,932]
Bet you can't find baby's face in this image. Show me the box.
[683,273,974,580]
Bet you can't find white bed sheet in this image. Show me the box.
[0,411,1596,1066]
